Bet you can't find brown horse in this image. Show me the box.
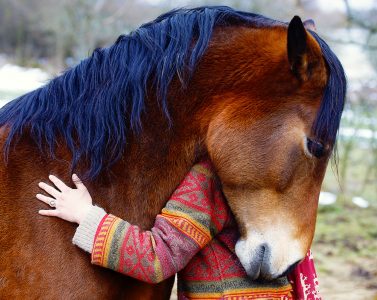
[0,6,345,299]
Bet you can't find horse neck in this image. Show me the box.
[98,93,207,229]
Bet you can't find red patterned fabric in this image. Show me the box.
[91,161,321,299]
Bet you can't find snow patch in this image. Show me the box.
[352,196,369,208]
[319,192,337,205]
[0,64,49,92]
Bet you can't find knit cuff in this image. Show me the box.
[72,206,107,253]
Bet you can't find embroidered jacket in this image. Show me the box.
[73,162,321,300]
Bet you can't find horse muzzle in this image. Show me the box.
[235,235,305,280]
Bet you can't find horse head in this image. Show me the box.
[199,16,346,279]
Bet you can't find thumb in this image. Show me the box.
[72,174,86,190]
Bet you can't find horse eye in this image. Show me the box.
[306,138,324,158]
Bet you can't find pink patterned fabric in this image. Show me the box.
[289,250,321,299]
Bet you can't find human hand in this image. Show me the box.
[36,174,93,224]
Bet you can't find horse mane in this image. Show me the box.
[309,32,347,150]
[0,6,345,180]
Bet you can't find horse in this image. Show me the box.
[0,6,345,299]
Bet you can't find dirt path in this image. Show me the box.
[313,244,377,300]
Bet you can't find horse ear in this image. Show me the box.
[287,16,308,81]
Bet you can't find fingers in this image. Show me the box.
[72,174,86,190]
[38,182,61,199]
[39,209,59,217]
[49,175,70,192]
[36,193,55,205]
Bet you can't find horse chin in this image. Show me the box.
[235,236,304,281]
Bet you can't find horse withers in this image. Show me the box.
[0,6,345,299]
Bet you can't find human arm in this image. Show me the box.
[36,162,229,283]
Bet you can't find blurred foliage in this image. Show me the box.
[0,0,171,68]
[0,0,356,67]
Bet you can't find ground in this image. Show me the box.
[313,203,377,300]
[315,255,377,299]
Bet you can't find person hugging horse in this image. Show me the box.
[36,161,320,300]
[0,6,346,300]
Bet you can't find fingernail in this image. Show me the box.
[72,174,78,178]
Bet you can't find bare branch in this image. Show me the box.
[343,0,377,32]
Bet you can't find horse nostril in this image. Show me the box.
[280,260,301,277]
[258,243,270,264]
[259,244,266,257]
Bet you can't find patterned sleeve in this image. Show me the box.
[90,162,229,284]
[288,249,322,300]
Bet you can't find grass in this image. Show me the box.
[313,201,377,299]
[315,202,377,259]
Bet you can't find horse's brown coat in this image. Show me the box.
[0,22,329,298]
